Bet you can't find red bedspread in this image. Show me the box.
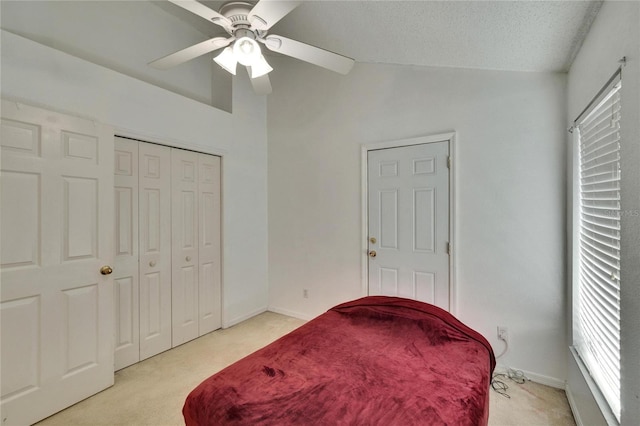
[183,296,495,425]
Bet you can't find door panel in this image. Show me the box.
[63,177,98,260]
[139,143,172,360]
[198,154,221,335]
[171,149,200,346]
[113,137,140,370]
[0,171,39,268]
[1,296,39,399]
[367,142,450,309]
[414,188,435,252]
[379,190,399,249]
[414,271,436,302]
[63,284,100,375]
[1,100,114,425]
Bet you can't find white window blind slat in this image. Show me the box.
[581,110,620,148]
[577,310,620,374]
[582,110,620,139]
[580,155,619,174]
[580,215,620,232]
[582,127,620,150]
[579,238,619,269]
[579,160,620,177]
[579,270,621,317]
[578,305,620,354]
[579,258,621,303]
[582,118,620,149]
[579,232,619,258]
[581,89,619,120]
[575,76,622,421]
[578,308,620,375]
[581,139,620,163]
[578,331,620,391]
[581,195,619,202]
[578,289,621,364]
[582,200,620,211]
[581,167,619,180]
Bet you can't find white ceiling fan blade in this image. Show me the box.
[248,0,302,31]
[168,0,232,29]
[247,68,273,95]
[149,37,233,69]
[264,35,355,75]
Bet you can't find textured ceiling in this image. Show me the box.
[159,0,603,73]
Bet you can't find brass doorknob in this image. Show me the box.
[369,250,377,258]
[100,265,113,275]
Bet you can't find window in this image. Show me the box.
[574,72,622,421]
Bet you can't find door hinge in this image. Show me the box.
[447,156,452,169]
[446,242,451,255]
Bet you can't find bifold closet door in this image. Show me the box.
[198,154,222,335]
[171,149,221,346]
[138,143,172,360]
[113,139,172,369]
[113,137,140,370]
[171,149,200,346]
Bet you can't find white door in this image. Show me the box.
[171,148,200,346]
[197,154,221,335]
[113,137,140,370]
[138,142,172,359]
[367,142,450,309]
[0,100,114,425]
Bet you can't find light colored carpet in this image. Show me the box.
[37,312,575,425]
[489,371,576,425]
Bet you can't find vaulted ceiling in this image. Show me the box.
[157,0,603,73]
[1,0,604,105]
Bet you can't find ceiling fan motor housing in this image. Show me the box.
[219,1,264,36]
[234,27,256,41]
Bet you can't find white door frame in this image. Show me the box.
[360,131,457,314]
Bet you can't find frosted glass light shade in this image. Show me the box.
[250,55,273,78]
[233,37,261,66]
[214,47,237,75]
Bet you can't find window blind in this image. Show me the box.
[576,74,622,421]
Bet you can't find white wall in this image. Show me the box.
[225,68,269,323]
[1,0,215,105]
[1,29,268,327]
[267,59,568,384]
[566,1,640,424]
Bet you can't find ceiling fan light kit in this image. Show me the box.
[213,47,237,75]
[151,0,356,94]
[231,29,262,66]
[250,55,273,78]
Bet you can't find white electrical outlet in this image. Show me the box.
[303,289,309,299]
[497,326,508,342]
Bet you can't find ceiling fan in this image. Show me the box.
[149,0,356,94]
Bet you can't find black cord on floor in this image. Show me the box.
[491,368,528,398]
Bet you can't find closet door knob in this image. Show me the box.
[149,260,156,267]
[186,256,191,262]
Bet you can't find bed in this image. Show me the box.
[183,296,496,425]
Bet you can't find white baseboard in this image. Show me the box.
[495,363,566,389]
[267,305,314,321]
[524,370,566,389]
[223,305,268,328]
